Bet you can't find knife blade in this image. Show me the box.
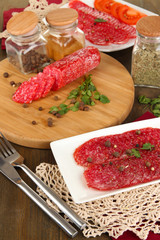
[0,157,78,237]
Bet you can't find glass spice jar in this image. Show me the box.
[43,8,85,61]
[131,16,160,87]
[5,11,50,74]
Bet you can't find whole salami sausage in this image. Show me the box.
[43,46,101,91]
[12,46,101,103]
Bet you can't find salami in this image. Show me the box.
[12,46,100,103]
[12,80,39,104]
[73,127,160,191]
[43,46,101,91]
[84,154,160,190]
[74,128,160,166]
[69,0,136,45]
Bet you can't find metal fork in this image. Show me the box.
[0,132,86,230]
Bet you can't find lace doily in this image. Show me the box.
[36,163,160,239]
[0,0,68,39]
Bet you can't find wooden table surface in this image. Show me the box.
[0,1,160,240]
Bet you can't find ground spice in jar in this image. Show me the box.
[43,8,85,61]
[131,16,160,87]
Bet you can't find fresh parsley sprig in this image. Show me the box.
[49,74,110,117]
[138,95,160,117]
[130,142,155,158]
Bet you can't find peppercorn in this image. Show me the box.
[83,106,90,111]
[32,120,37,125]
[145,161,151,167]
[47,117,53,127]
[105,140,111,147]
[3,72,9,78]
[119,166,124,172]
[87,157,93,163]
[38,106,43,111]
[22,103,29,108]
[53,95,59,101]
[126,149,132,155]
[112,151,120,157]
[136,130,141,135]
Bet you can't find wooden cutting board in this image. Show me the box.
[0,53,134,149]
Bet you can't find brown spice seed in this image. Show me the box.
[87,157,93,163]
[105,140,111,147]
[22,103,28,108]
[53,95,59,101]
[38,107,43,111]
[32,120,37,125]
[112,151,120,157]
[3,72,9,78]
[119,166,124,172]
[145,161,151,167]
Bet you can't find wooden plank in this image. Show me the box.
[0,52,134,149]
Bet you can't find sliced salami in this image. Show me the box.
[12,80,39,103]
[12,46,100,103]
[44,46,101,91]
[69,0,136,45]
[32,73,47,101]
[74,128,160,166]
[84,154,160,191]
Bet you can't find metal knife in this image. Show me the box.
[0,157,78,238]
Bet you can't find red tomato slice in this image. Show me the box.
[94,0,106,11]
[118,5,147,25]
[110,2,123,19]
[94,0,115,14]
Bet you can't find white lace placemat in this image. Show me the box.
[36,163,160,239]
[0,0,68,39]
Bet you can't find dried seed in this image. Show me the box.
[53,95,59,101]
[3,72,9,78]
[87,157,93,163]
[32,120,37,125]
[22,103,28,108]
[113,151,120,157]
[38,107,43,111]
[105,140,111,147]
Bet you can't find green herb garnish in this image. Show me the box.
[141,143,155,151]
[138,95,160,117]
[49,74,110,117]
[94,18,107,22]
[131,149,141,158]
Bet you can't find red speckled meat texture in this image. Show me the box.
[74,128,160,166]
[44,46,101,91]
[69,0,136,45]
[84,155,160,191]
[12,80,39,104]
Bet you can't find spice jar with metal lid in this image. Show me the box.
[43,8,85,61]
[5,11,50,74]
[131,16,160,87]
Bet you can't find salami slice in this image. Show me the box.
[69,0,136,45]
[84,154,160,191]
[74,128,160,166]
[32,73,47,101]
[12,80,39,103]
[74,127,160,191]
[44,46,101,91]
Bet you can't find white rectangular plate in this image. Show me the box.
[64,0,157,52]
[50,118,160,203]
